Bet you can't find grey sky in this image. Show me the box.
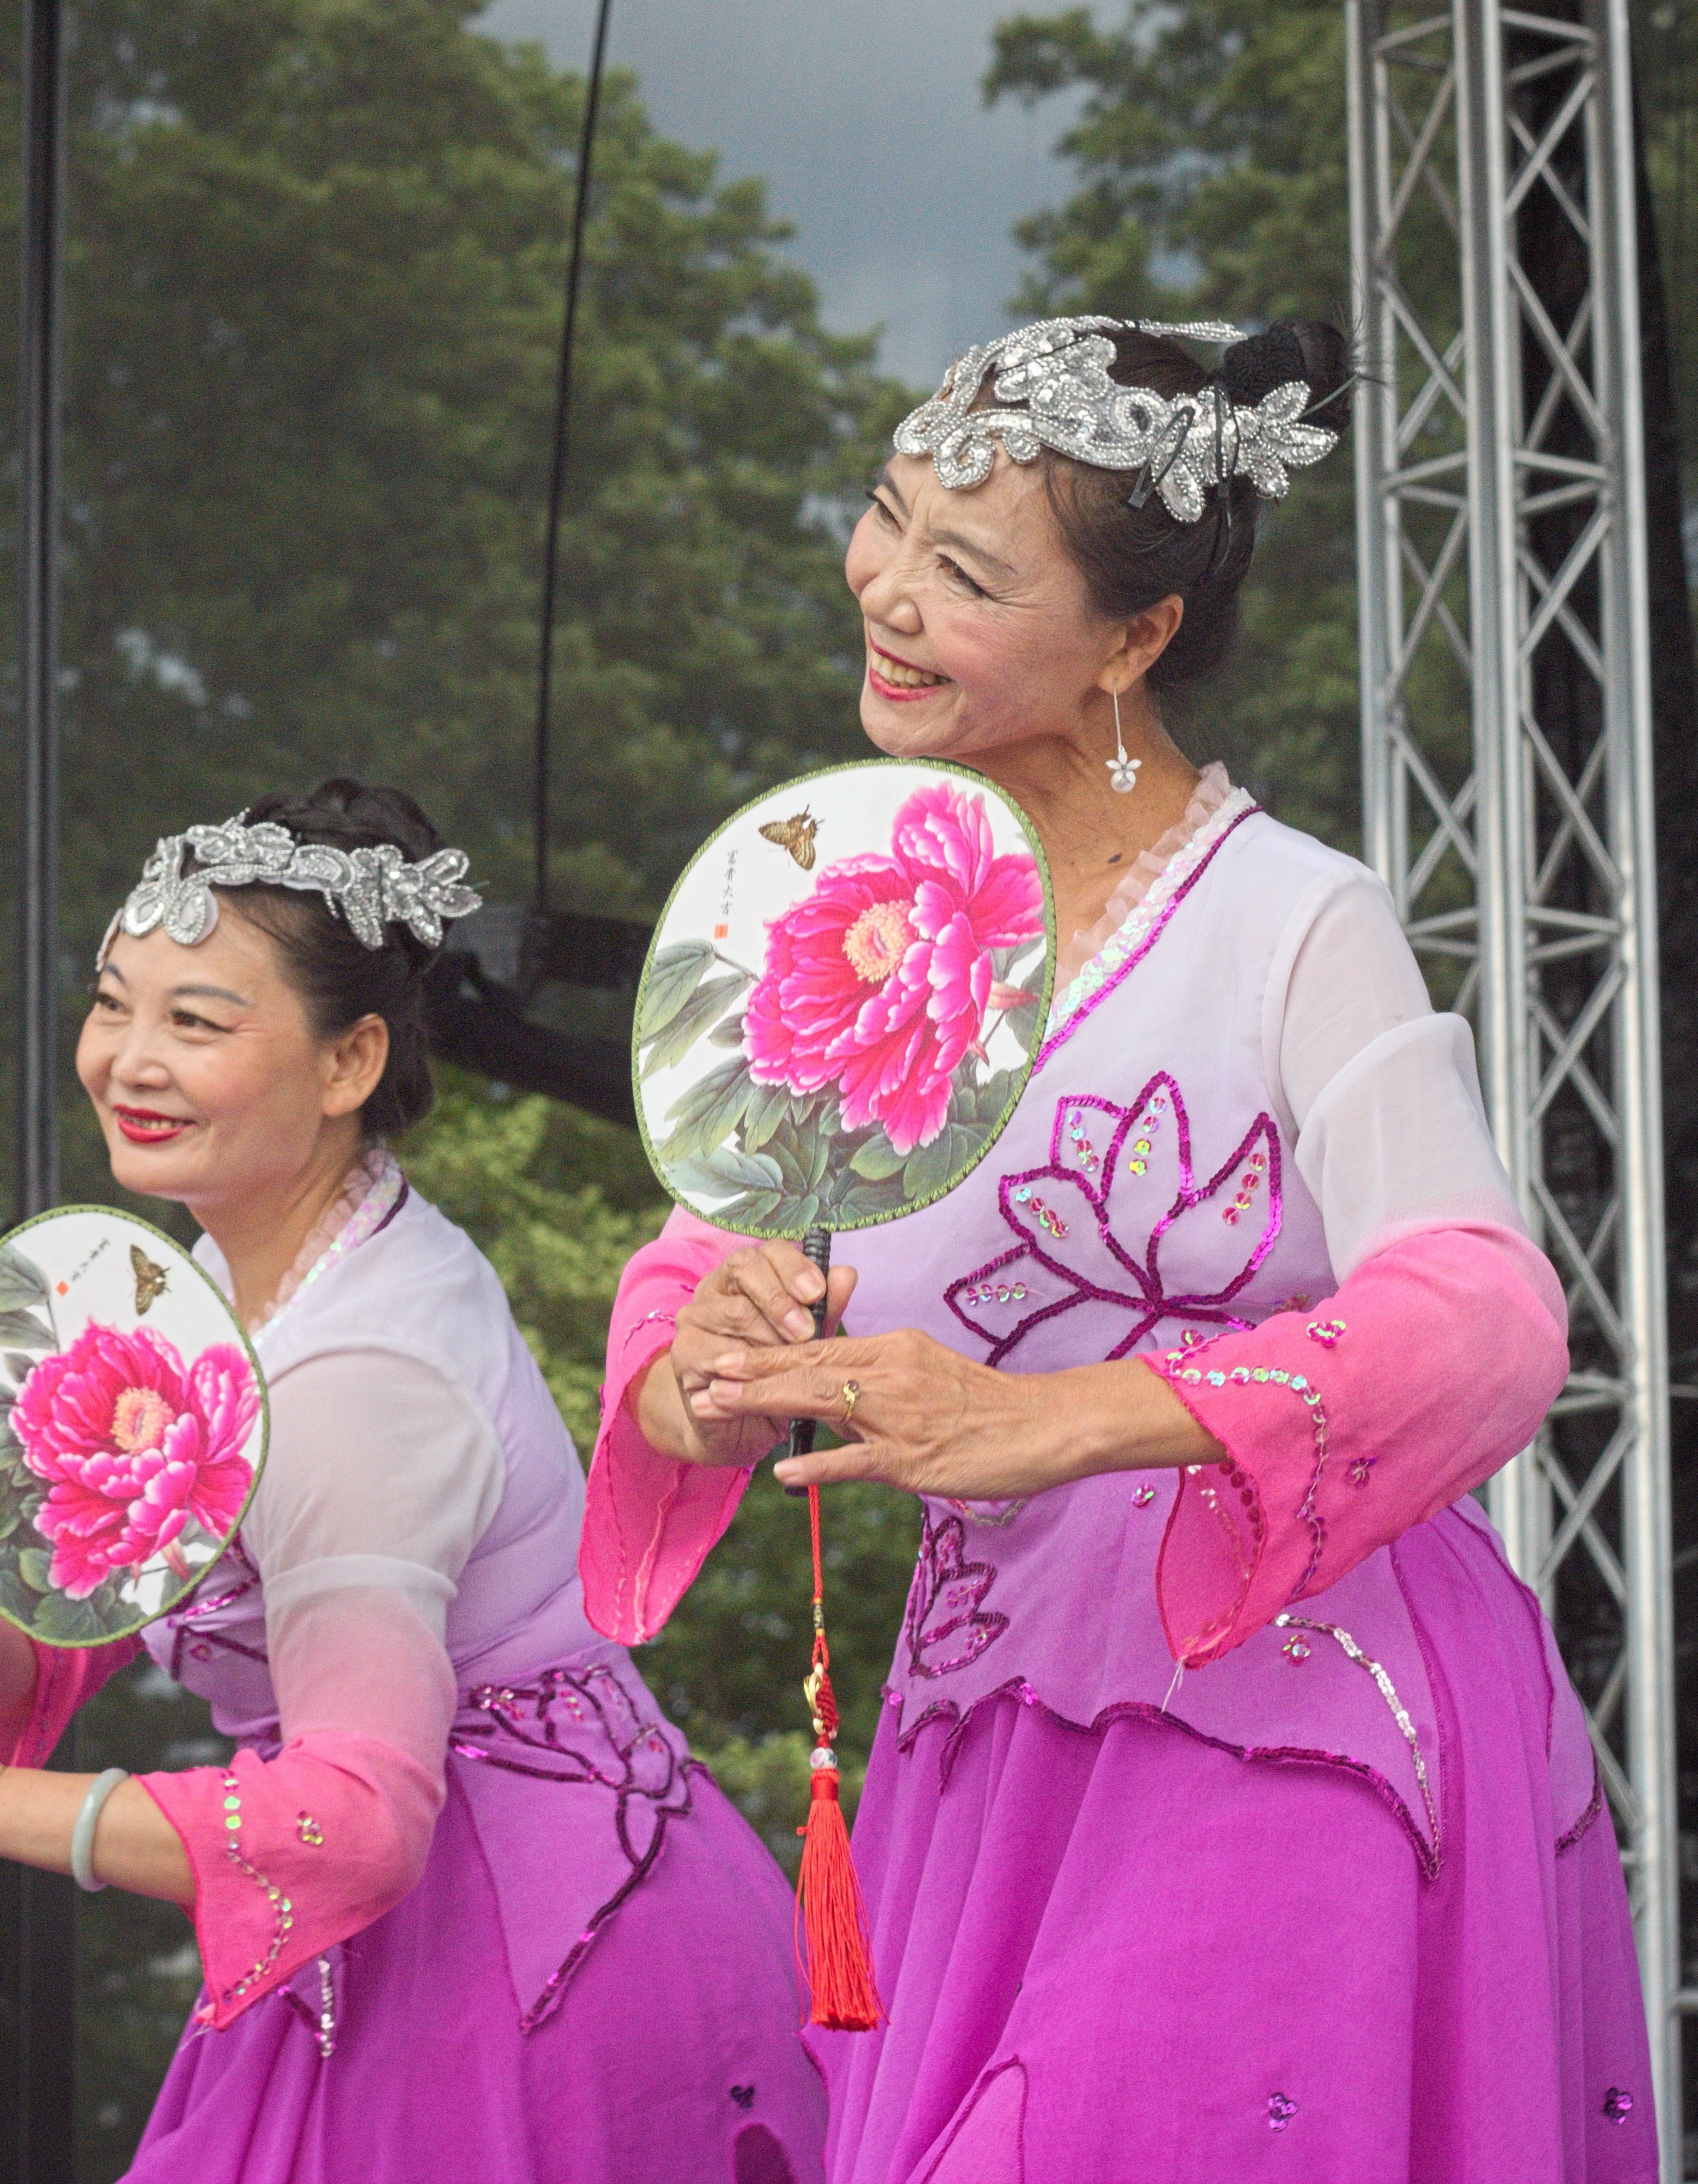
[475,0,1089,388]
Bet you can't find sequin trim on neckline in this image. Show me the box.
[1052,760,1233,994]
[248,1149,406,1349]
[1039,790,1259,1066]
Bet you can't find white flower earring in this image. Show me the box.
[1107,686,1141,794]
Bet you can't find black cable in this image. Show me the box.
[533,0,614,912]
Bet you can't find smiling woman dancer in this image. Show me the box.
[585,321,1656,2183]
[0,781,825,2184]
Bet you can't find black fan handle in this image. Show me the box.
[782,1225,832,1495]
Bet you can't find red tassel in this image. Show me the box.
[797,1758,882,2030]
[793,1483,883,2031]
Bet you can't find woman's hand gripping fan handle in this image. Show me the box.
[783,1227,834,1490]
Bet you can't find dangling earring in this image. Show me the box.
[1106,686,1141,794]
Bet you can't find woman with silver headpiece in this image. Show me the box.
[0,781,826,2182]
[586,321,1654,2180]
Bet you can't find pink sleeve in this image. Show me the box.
[1151,1222,1568,1667]
[0,1637,142,1768]
[138,1728,440,2031]
[138,1577,457,2026]
[580,1206,756,1643]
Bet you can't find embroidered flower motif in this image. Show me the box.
[1066,1108,1101,1173]
[1602,2088,1634,2124]
[1222,1149,1267,1224]
[296,1813,324,1847]
[1267,2093,1297,2131]
[741,781,1044,1155]
[1009,1185,1068,1237]
[13,1324,259,1598]
[450,1660,695,2033]
[945,1077,1282,1367]
[1306,1318,1345,1346]
[905,1512,1010,1679]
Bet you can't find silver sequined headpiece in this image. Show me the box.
[892,316,1341,520]
[101,815,482,961]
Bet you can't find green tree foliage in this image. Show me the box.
[399,1076,667,1448]
[4,0,905,1004]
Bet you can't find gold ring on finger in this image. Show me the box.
[840,1379,861,1426]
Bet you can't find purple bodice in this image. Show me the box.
[833,808,1592,1866]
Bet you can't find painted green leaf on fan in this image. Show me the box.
[636,941,715,1045]
[0,1250,49,1314]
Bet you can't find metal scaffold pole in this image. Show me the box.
[7,0,73,2176]
[18,0,61,1223]
[1347,0,1677,2168]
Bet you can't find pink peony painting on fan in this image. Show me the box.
[635,765,1055,1237]
[0,1209,265,1643]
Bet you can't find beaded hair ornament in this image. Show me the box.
[892,314,1342,521]
[100,815,482,961]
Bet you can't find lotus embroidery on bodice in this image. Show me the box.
[905,1511,1010,1679]
[945,1076,1282,1367]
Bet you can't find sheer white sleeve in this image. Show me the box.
[244,1349,505,1770]
[1266,873,1531,1278]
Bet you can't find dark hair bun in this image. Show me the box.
[1222,321,1354,437]
[243,778,446,895]
[222,778,448,1137]
[1041,318,1352,690]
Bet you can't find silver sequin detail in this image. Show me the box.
[315,1955,336,2059]
[104,814,480,959]
[893,316,1339,520]
[251,1153,405,1355]
[1275,1612,1440,1855]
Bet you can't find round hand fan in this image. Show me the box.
[632,758,1056,2030]
[634,758,1056,1238]
[0,1207,265,1647]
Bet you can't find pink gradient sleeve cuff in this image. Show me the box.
[580,1210,755,1644]
[0,1637,142,1768]
[138,1728,441,2029]
[1151,1222,1568,1667]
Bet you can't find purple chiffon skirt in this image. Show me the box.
[813,1520,1656,2184]
[126,1766,826,2184]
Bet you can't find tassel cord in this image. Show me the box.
[788,1229,883,2031]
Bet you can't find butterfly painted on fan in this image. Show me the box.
[130,1245,169,1315]
[758,810,818,870]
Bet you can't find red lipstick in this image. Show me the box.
[113,1106,191,1146]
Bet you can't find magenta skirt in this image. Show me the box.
[126,1767,825,2184]
[812,1525,1656,2184]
